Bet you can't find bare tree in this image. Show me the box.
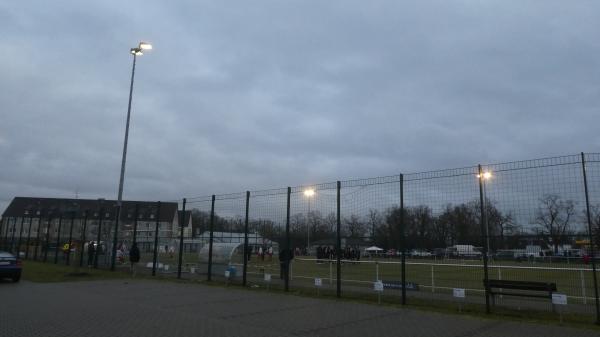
[324,212,337,235]
[406,206,434,250]
[343,214,367,239]
[367,209,383,244]
[535,194,575,254]
[589,204,600,248]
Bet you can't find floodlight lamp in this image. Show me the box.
[304,189,315,197]
[139,42,152,50]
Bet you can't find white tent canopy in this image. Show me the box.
[198,242,244,265]
[365,246,384,252]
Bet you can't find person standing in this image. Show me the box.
[129,242,140,276]
[87,241,95,267]
[267,246,273,261]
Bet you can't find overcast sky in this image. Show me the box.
[1,1,599,212]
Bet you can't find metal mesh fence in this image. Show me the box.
[4,153,600,324]
[289,182,339,294]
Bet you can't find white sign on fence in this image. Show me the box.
[374,281,384,292]
[552,293,568,305]
[225,270,230,278]
[315,278,322,287]
[264,273,271,282]
[453,288,466,298]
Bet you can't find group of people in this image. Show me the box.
[315,246,361,262]
[83,241,140,275]
[255,246,274,261]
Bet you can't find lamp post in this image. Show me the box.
[117,41,152,205]
[113,41,152,271]
[477,171,493,255]
[304,189,315,255]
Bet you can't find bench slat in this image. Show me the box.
[485,279,557,292]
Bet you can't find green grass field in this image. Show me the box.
[132,251,599,305]
[20,260,132,282]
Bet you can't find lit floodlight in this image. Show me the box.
[139,42,153,50]
[304,189,315,197]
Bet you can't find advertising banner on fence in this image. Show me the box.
[381,281,420,291]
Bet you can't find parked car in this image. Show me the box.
[447,245,482,258]
[494,250,518,260]
[410,249,432,257]
[433,248,446,258]
[0,251,22,282]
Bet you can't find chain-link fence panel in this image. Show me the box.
[337,176,401,302]
[243,188,288,290]
[287,182,339,296]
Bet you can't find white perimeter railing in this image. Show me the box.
[281,257,599,304]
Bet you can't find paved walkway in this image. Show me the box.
[1,279,598,337]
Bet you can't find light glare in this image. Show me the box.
[304,189,315,197]
[139,42,152,50]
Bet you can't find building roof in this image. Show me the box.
[2,197,178,222]
[177,210,192,227]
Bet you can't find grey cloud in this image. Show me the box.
[1,1,600,212]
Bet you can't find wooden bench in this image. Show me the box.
[484,279,557,305]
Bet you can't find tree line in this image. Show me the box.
[189,194,600,253]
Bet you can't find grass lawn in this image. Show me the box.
[21,260,133,283]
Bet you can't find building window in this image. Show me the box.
[105,213,110,218]
[150,214,155,219]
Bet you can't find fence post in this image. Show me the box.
[54,214,63,264]
[3,218,11,251]
[111,202,122,271]
[132,204,139,246]
[400,173,406,305]
[208,195,215,281]
[285,187,291,292]
[43,214,52,263]
[152,201,161,276]
[79,211,88,267]
[581,269,588,305]
[66,212,75,265]
[581,152,600,324]
[243,191,250,286]
[9,217,17,254]
[34,211,43,261]
[16,215,25,258]
[0,218,4,251]
[25,215,33,259]
[478,164,491,314]
[177,198,186,279]
[431,265,435,293]
[2,218,9,251]
[94,209,103,269]
[337,181,342,298]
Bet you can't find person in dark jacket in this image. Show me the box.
[87,241,95,267]
[129,243,140,276]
